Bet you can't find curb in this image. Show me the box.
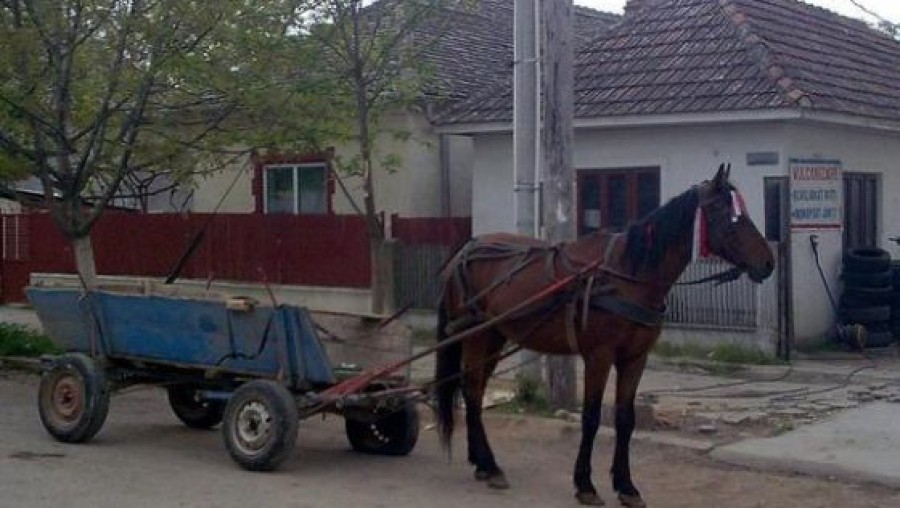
[647,355,900,387]
[711,442,900,490]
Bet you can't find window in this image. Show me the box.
[577,167,660,234]
[263,163,328,214]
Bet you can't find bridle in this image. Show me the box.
[677,185,749,286]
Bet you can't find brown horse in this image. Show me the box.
[434,164,774,507]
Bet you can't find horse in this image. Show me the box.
[433,164,774,507]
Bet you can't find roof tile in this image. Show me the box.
[435,0,900,125]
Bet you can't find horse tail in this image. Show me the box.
[434,297,461,454]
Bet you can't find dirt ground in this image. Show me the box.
[1,371,898,508]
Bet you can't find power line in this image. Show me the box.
[847,0,897,27]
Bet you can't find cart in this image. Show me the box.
[26,282,421,471]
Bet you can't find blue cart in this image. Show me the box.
[27,284,420,471]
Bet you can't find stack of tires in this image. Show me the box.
[839,247,895,348]
[892,260,900,340]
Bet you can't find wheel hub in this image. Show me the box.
[51,376,83,422]
[234,401,272,452]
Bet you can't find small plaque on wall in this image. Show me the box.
[789,159,842,230]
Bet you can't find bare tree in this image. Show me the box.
[308,0,468,314]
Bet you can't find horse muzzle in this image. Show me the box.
[747,259,774,283]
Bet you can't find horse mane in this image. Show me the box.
[623,186,699,273]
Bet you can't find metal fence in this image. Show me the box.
[394,243,453,309]
[666,249,781,331]
[396,241,783,335]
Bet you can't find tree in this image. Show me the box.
[0,0,325,287]
[307,0,464,314]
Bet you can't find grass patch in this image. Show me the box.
[793,337,847,354]
[653,341,781,365]
[0,323,60,357]
[491,373,555,417]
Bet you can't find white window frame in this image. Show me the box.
[262,162,328,214]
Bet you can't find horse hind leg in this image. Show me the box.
[610,355,650,508]
[462,331,508,489]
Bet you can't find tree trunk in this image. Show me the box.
[73,235,98,290]
[369,237,396,315]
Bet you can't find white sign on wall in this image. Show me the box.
[789,159,842,230]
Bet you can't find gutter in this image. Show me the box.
[435,108,900,136]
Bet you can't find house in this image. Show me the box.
[187,0,621,222]
[434,0,900,350]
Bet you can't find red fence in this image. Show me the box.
[0,212,471,303]
[392,214,471,248]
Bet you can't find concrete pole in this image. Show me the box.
[541,0,578,410]
[514,0,543,382]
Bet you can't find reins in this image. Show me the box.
[675,266,744,286]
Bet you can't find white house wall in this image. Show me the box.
[189,110,473,220]
[786,122,900,345]
[331,110,472,220]
[189,153,256,213]
[470,119,900,349]
[471,122,789,237]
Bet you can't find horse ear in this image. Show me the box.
[713,163,728,189]
[712,163,733,188]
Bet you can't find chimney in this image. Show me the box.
[624,0,665,17]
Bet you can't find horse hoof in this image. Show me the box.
[487,473,509,490]
[575,491,605,506]
[617,493,646,507]
[475,468,509,489]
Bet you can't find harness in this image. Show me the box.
[443,234,664,353]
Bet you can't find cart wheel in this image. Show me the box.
[37,353,110,443]
[345,403,419,456]
[222,380,298,471]
[167,384,226,429]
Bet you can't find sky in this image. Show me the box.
[575,0,900,25]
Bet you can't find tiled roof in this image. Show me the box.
[435,0,900,125]
[419,0,620,101]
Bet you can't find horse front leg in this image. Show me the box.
[611,354,649,508]
[574,352,613,506]
[463,333,508,489]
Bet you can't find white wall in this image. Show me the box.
[786,123,900,345]
[331,110,472,219]
[469,119,900,348]
[192,110,473,219]
[472,122,789,236]
[189,153,256,213]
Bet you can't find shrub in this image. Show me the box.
[0,323,61,357]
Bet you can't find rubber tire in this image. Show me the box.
[38,353,110,443]
[345,403,419,456]
[842,270,892,288]
[840,305,891,324]
[843,248,890,274]
[865,330,895,348]
[891,261,900,288]
[223,380,298,471]
[167,384,226,430]
[841,286,893,307]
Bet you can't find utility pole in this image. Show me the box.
[541,0,577,410]
[513,0,544,383]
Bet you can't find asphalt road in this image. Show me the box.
[2,372,899,508]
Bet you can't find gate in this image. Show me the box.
[1,214,31,302]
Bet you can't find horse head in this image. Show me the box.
[697,164,775,283]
